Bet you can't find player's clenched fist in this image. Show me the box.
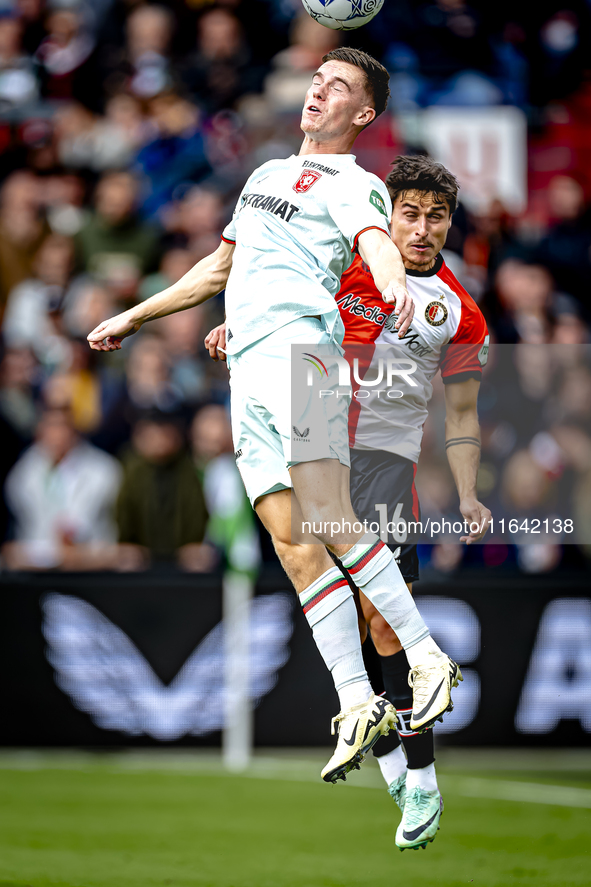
[87,313,142,351]
[382,282,414,337]
[204,323,227,361]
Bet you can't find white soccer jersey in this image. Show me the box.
[221,154,391,355]
[339,254,489,462]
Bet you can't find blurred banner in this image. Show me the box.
[419,106,528,215]
[1,568,590,748]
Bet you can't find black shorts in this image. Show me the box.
[349,449,420,583]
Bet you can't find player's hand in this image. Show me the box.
[87,313,142,351]
[204,323,227,361]
[382,282,414,337]
[459,497,492,544]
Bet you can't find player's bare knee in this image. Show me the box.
[271,535,327,591]
[370,612,403,655]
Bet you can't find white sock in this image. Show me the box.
[405,635,443,669]
[406,762,438,793]
[299,567,372,711]
[376,745,407,787]
[339,536,429,649]
[337,677,374,710]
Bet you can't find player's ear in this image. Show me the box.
[357,105,375,127]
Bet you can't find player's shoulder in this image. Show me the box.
[432,257,486,339]
[340,253,378,289]
[248,156,293,184]
[348,161,387,191]
[435,256,478,309]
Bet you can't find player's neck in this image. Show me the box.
[299,133,356,156]
[403,255,439,273]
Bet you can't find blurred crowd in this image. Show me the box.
[0,0,591,576]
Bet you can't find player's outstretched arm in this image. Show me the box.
[444,377,491,543]
[88,241,235,351]
[357,228,414,337]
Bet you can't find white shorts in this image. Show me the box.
[227,317,351,506]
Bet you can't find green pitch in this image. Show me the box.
[0,750,590,887]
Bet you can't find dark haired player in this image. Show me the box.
[338,155,490,849]
[89,51,462,785]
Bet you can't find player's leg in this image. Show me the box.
[292,455,461,732]
[350,448,443,848]
[365,591,438,789]
[256,488,397,782]
[344,448,462,731]
[228,331,396,782]
[290,326,436,678]
[363,594,443,850]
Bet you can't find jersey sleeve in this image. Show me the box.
[440,292,489,384]
[221,166,263,244]
[327,173,391,250]
[337,256,393,346]
[221,197,239,244]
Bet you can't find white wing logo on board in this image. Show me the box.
[41,592,293,741]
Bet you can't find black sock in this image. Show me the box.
[379,649,435,770]
[361,633,402,756]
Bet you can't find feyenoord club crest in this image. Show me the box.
[293,170,322,193]
[425,300,448,326]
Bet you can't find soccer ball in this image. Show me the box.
[301,0,384,30]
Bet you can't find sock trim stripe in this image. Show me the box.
[301,577,350,614]
[299,570,342,605]
[344,539,385,575]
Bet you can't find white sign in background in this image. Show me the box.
[398,107,528,216]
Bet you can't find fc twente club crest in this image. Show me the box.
[293,170,322,193]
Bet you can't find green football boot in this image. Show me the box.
[395,787,443,851]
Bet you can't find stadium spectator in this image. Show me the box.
[384,0,502,110]
[488,259,555,344]
[181,7,258,115]
[139,246,194,301]
[73,170,161,298]
[2,406,121,570]
[0,12,39,114]
[134,91,211,220]
[164,185,224,254]
[100,4,177,100]
[115,410,211,570]
[191,403,260,576]
[0,170,47,315]
[536,175,591,316]
[35,4,99,108]
[41,170,87,237]
[17,0,46,56]
[265,14,340,112]
[124,334,183,415]
[2,233,74,371]
[529,8,591,107]
[0,345,40,444]
[153,306,208,406]
[55,93,148,172]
